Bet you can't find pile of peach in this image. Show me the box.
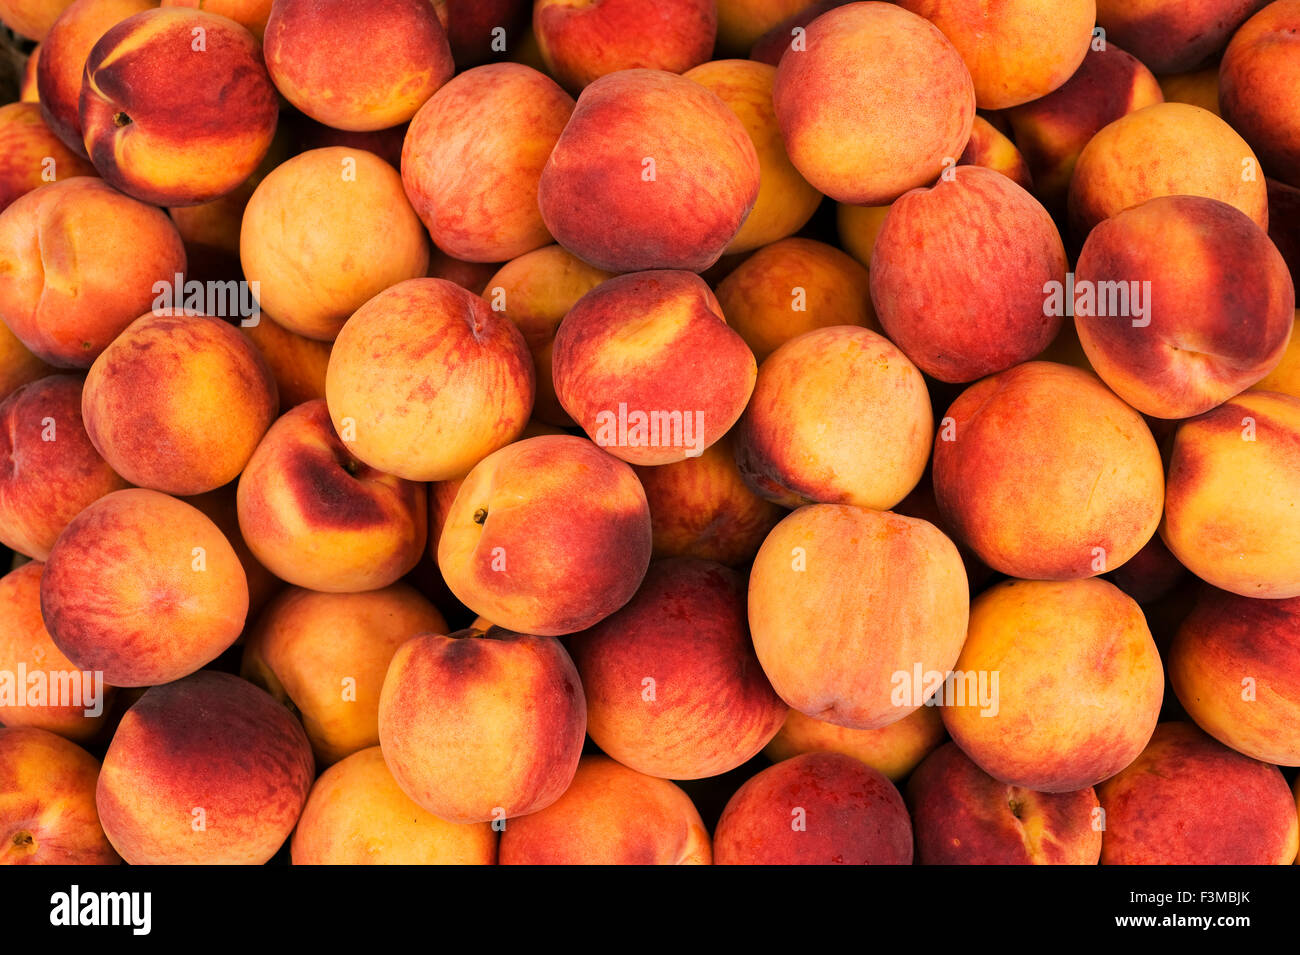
[1,0,1299,866]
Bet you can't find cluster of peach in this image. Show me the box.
[1,0,1299,866]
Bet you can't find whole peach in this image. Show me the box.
[1219,0,1300,188]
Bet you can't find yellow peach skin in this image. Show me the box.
[1252,312,1300,398]
[160,0,270,38]
[240,315,332,409]
[765,705,946,783]
[0,101,95,212]
[0,0,75,39]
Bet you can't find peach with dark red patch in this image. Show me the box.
[1219,0,1300,189]
[1095,0,1267,75]
[765,705,946,783]
[0,101,95,212]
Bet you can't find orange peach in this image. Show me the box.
[932,362,1165,580]
[1095,0,1267,74]
[96,671,314,864]
[1270,177,1300,284]
[0,0,75,39]
[1253,311,1300,398]
[0,101,95,212]
[0,317,51,400]
[377,628,586,823]
[733,326,931,510]
[19,45,39,102]
[236,400,428,593]
[240,314,331,409]
[715,0,806,55]
[499,755,710,864]
[537,68,760,273]
[772,2,975,205]
[160,0,269,38]
[182,481,278,617]
[1160,390,1300,598]
[835,202,890,270]
[1097,722,1299,864]
[553,271,756,465]
[765,705,946,783]
[957,115,1033,189]
[1159,66,1220,114]
[1219,0,1300,188]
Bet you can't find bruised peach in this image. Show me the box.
[1095,0,1267,75]
[1219,0,1300,188]
[766,705,946,783]
[0,101,95,212]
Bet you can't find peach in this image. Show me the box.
[377,628,586,823]
[894,470,993,593]
[714,237,875,362]
[82,312,279,495]
[499,755,710,864]
[0,0,75,39]
[0,176,186,368]
[160,0,269,38]
[79,8,278,206]
[943,579,1164,792]
[569,559,787,779]
[40,488,248,687]
[0,101,95,212]
[0,563,114,741]
[907,742,1103,865]
[433,0,530,67]
[533,0,715,92]
[0,320,52,401]
[236,400,427,594]
[483,244,613,426]
[871,166,1066,382]
[714,751,913,864]
[96,671,313,865]
[242,584,448,766]
[553,271,756,465]
[438,435,651,636]
[291,747,497,865]
[765,700,946,782]
[1073,195,1295,418]
[0,727,118,864]
[733,326,931,510]
[932,362,1166,580]
[1097,722,1299,864]
[20,45,39,102]
[0,375,127,560]
[284,114,408,170]
[402,63,573,263]
[264,0,452,132]
[747,0,841,66]
[772,2,974,205]
[835,202,890,270]
[1253,310,1300,398]
[1068,102,1268,238]
[1159,66,1220,114]
[683,58,821,254]
[957,115,1033,190]
[1104,533,1189,606]
[537,68,760,273]
[1161,390,1300,598]
[325,278,534,482]
[427,248,501,296]
[240,314,331,409]
[1219,0,1300,188]
[748,504,969,730]
[240,147,429,341]
[1095,0,1267,74]
[896,0,1095,109]
[182,482,277,617]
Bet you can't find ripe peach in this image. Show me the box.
[1095,0,1267,74]
[957,115,1033,190]
[1253,311,1300,398]
[537,68,760,273]
[0,0,75,39]
[835,203,890,270]
[181,482,277,617]
[96,671,314,865]
[240,314,331,409]
[0,101,95,212]
[772,2,975,205]
[765,703,946,783]
[161,0,270,38]
[1219,0,1300,188]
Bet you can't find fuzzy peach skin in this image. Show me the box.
[326,278,534,482]
[0,321,52,402]
[291,747,497,865]
[0,0,74,38]
[683,59,821,255]
[483,245,612,426]
[500,755,710,865]
[533,0,715,92]
[1253,311,1300,398]
[932,362,1165,580]
[0,177,186,368]
[240,147,429,341]
[733,326,931,510]
[82,313,279,496]
[36,0,154,156]
[1073,195,1295,419]
[772,2,974,205]
[1068,103,1268,239]
[433,0,530,67]
[537,68,759,273]
[161,0,269,37]
[237,400,427,594]
[402,64,571,263]
[0,727,118,864]
[1095,0,1267,75]
[569,559,787,779]
[241,584,448,766]
[1170,589,1300,765]
[0,563,116,742]
[79,8,277,206]
[957,115,1033,190]
[1219,1,1300,188]
[1161,391,1300,598]
[241,315,331,409]
[552,271,755,466]
[714,238,876,362]
[907,742,1103,865]
[96,671,313,865]
[633,433,784,567]
[896,0,1094,109]
[714,751,913,865]
[748,505,969,730]
[765,702,946,783]
[715,0,806,55]
[871,166,1066,383]
[0,102,95,212]
[1097,722,1299,865]
[264,0,452,132]
[943,579,1164,792]
[0,375,127,560]
[40,488,248,687]
[377,628,586,824]
[835,203,890,270]
[438,435,652,636]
